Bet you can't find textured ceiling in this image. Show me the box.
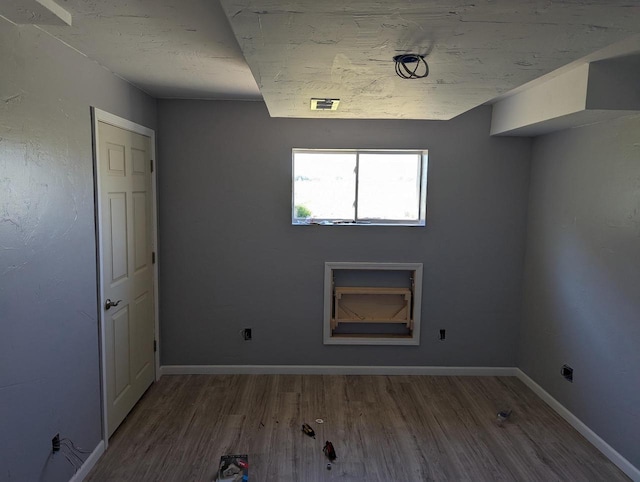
[29,0,260,99]
[220,0,640,119]
[4,0,640,119]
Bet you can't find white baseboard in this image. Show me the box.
[160,364,518,376]
[516,369,639,482]
[68,440,105,482]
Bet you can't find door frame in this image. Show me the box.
[91,107,160,449]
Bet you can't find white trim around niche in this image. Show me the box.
[323,262,423,346]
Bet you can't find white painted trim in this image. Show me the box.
[37,0,73,26]
[323,262,423,346]
[324,261,424,271]
[160,365,518,376]
[68,440,105,482]
[152,156,160,384]
[91,107,160,450]
[515,369,640,481]
[91,108,108,451]
[93,109,155,138]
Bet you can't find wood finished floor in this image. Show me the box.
[87,375,629,481]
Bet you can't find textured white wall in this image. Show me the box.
[0,19,156,481]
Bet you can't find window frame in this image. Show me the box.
[292,148,428,226]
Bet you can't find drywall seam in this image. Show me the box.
[516,369,640,481]
[159,365,518,376]
[68,440,105,482]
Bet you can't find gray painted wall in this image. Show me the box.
[519,115,640,467]
[2,15,636,476]
[157,100,531,367]
[0,20,156,481]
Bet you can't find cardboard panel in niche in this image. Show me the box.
[324,262,422,345]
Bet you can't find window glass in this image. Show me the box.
[293,151,356,221]
[357,153,422,221]
[292,149,427,225]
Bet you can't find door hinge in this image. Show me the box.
[154,340,157,352]
[152,252,156,264]
[150,159,154,173]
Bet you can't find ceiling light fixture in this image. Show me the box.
[310,98,340,111]
[393,54,429,79]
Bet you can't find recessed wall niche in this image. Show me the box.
[324,262,423,345]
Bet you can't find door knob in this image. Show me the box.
[105,299,122,310]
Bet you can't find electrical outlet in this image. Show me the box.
[439,329,446,341]
[52,433,60,453]
[243,328,252,341]
[561,364,573,382]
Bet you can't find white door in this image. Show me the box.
[98,120,155,437]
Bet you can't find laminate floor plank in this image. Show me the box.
[86,375,629,481]
[392,379,455,481]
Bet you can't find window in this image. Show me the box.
[292,149,428,226]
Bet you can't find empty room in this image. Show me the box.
[1,0,639,481]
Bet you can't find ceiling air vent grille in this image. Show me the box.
[310,98,340,111]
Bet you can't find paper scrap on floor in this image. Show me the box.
[216,454,248,481]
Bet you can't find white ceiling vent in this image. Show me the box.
[310,98,340,111]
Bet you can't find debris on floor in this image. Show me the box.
[496,409,512,424]
[300,419,337,470]
[323,441,337,461]
[216,454,248,481]
[302,423,316,438]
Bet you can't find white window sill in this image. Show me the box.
[292,220,426,227]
